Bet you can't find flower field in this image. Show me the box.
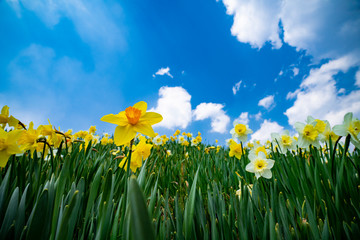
[1,103,360,239]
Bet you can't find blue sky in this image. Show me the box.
[1,0,360,145]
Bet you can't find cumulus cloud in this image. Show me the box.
[232,80,242,95]
[222,0,360,60]
[193,103,230,133]
[222,0,283,49]
[7,0,125,52]
[251,120,284,143]
[285,54,360,126]
[234,112,249,125]
[150,86,192,129]
[258,95,275,110]
[153,67,173,78]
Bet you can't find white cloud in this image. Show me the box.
[193,103,230,133]
[150,86,192,129]
[293,67,299,76]
[253,112,262,121]
[355,70,360,87]
[222,0,282,49]
[232,80,242,95]
[285,54,360,126]
[221,0,360,60]
[251,120,284,143]
[234,112,249,125]
[258,95,275,110]
[7,0,125,52]
[154,67,173,78]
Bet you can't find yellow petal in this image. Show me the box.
[133,101,147,116]
[133,123,156,138]
[1,105,9,116]
[101,112,128,126]
[141,112,163,125]
[114,125,136,146]
[0,151,11,168]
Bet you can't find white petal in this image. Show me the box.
[266,159,275,169]
[245,162,255,172]
[262,169,272,179]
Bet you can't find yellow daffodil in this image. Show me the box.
[101,101,162,146]
[0,105,19,129]
[119,137,152,172]
[229,141,243,160]
[89,126,97,134]
[18,122,41,155]
[0,128,23,168]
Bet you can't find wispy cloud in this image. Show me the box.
[7,0,126,53]
[153,67,173,78]
[258,95,275,110]
[232,80,242,95]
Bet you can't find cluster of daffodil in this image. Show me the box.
[0,105,116,168]
[228,112,359,181]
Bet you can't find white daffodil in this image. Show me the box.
[245,151,275,179]
[333,112,360,148]
[249,142,270,157]
[153,135,163,146]
[294,121,321,149]
[230,120,253,143]
[271,130,295,153]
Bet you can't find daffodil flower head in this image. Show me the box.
[333,112,360,148]
[249,142,269,157]
[271,130,295,153]
[101,101,163,146]
[119,137,152,172]
[153,135,163,146]
[0,128,23,168]
[245,151,275,179]
[294,120,321,149]
[230,121,253,143]
[191,137,199,146]
[0,105,19,129]
[229,141,243,160]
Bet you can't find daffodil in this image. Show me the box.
[153,135,163,146]
[294,121,321,149]
[0,105,19,129]
[333,112,360,148]
[191,138,199,146]
[18,122,41,155]
[119,137,152,172]
[0,128,23,168]
[271,130,295,153]
[322,121,339,145]
[230,121,253,143]
[245,151,275,179]
[229,141,243,160]
[101,101,162,146]
[249,142,269,157]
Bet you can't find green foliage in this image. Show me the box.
[0,139,359,239]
